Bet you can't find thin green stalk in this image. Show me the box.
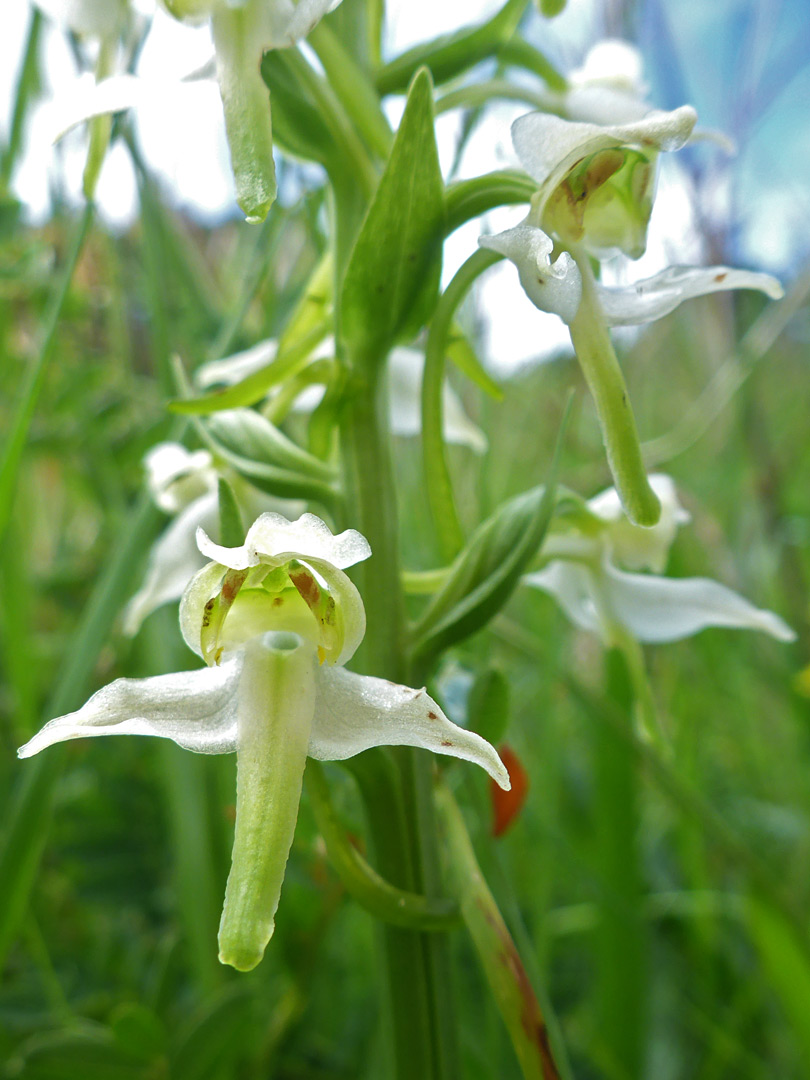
[308,21,392,161]
[283,47,378,201]
[339,362,458,1078]
[306,761,460,930]
[423,247,500,560]
[0,202,93,546]
[444,171,536,236]
[1,7,42,190]
[435,782,563,1080]
[593,648,647,1079]
[496,37,567,91]
[568,249,660,526]
[437,80,548,116]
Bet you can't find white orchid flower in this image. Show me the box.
[525,475,794,646]
[35,0,129,39]
[123,442,301,635]
[478,223,783,326]
[196,341,488,452]
[45,0,343,221]
[20,513,509,971]
[510,104,697,260]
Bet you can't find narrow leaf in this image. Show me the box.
[340,68,445,367]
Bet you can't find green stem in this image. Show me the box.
[568,250,660,526]
[593,649,647,1079]
[339,362,458,1078]
[307,761,460,930]
[1,6,42,191]
[0,202,93,547]
[435,782,563,1080]
[423,248,500,560]
[444,171,536,236]
[308,22,392,161]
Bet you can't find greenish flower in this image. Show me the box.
[20,513,509,971]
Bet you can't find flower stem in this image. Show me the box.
[339,359,460,1079]
[568,250,660,527]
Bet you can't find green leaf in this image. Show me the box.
[446,327,503,400]
[206,409,336,483]
[375,0,529,96]
[168,320,329,415]
[340,68,445,367]
[746,896,810,1064]
[217,477,244,547]
[411,399,571,673]
[260,50,339,167]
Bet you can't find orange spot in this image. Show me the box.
[715,272,727,282]
[491,745,529,838]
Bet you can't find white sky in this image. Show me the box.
[0,0,778,373]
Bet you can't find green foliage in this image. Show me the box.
[340,69,445,367]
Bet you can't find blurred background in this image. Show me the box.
[2,0,810,1077]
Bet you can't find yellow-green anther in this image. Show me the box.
[201,568,249,665]
[218,637,315,971]
[211,3,277,224]
[568,248,661,527]
[542,147,654,259]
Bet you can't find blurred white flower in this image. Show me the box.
[526,476,794,645]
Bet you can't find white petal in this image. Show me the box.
[124,492,218,635]
[512,105,697,193]
[47,74,148,142]
[602,563,796,643]
[569,40,646,96]
[144,443,216,513]
[587,474,689,573]
[197,512,371,571]
[597,265,784,327]
[280,0,344,45]
[194,338,279,389]
[524,562,602,636]
[563,86,651,126]
[478,222,582,324]
[180,561,229,658]
[309,666,511,790]
[17,656,243,759]
[387,348,487,452]
[35,0,127,37]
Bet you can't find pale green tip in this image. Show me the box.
[623,481,661,528]
[218,927,272,972]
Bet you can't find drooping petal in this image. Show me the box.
[47,73,148,142]
[17,655,243,760]
[197,512,371,572]
[601,562,796,643]
[524,562,603,637]
[586,474,690,573]
[512,106,697,194]
[478,223,583,324]
[181,561,231,658]
[124,492,219,635]
[309,666,512,791]
[218,636,315,971]
[597,265,784,327]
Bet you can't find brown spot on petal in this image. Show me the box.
[428,711,438,720]
[272,596,284,607]
[441,740,453,747]
[715,272,727,282]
